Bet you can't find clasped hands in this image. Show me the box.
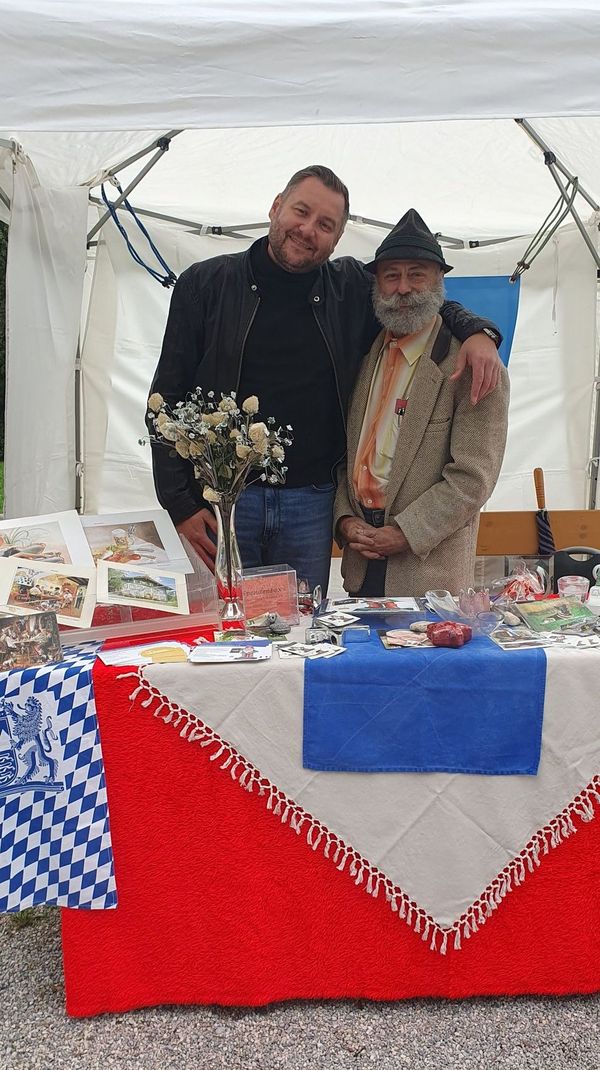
[337,515,409,560]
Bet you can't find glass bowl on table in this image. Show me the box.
[556,575,590,602]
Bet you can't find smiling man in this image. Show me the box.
[148,167,504,594]
[335,209,510,597]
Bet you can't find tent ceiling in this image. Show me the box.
[2,1,600,133]
[2,4,600,240]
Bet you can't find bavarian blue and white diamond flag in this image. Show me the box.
[0,648,116,912]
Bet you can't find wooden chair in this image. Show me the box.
[476,511,600,556]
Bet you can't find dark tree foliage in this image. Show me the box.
[0,222,6,458]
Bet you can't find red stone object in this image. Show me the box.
[426,621,472,647]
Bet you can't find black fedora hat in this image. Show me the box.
[365,208,453,274]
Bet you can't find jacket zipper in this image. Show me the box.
[312,306,348,486]
[235,292,261,396]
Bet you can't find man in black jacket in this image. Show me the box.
[149,165,503,594]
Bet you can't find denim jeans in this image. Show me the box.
[235,483,336,595]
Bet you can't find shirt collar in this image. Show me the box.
[384,316,438,366]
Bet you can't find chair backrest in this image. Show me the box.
[551,547,600,592]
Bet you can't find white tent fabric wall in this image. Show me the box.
[80,212,597,515]
[448,225,598,510]
[3,157,88,518]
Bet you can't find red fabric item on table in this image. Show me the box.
[100,625,216,651]
[61,661,600,1017]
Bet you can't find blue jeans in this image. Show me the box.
[234,483,335,595]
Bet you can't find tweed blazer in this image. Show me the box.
[334,317,510,597]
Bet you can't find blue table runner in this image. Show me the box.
[303,632,546,775]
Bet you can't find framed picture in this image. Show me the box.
[0,511,93,567]
[81,509,192,573]
[0,611,62,670]
[0,559,97,628]
[97,561,190,616]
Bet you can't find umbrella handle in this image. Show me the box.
[533,467,547,509]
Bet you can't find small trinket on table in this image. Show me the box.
[427,621,472,647]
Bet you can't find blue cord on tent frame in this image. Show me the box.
[100,177,177,288]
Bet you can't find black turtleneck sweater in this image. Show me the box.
[236,238,347,487]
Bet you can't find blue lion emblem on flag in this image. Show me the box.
[0,695,63,795]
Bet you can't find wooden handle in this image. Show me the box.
[533,467,546,509]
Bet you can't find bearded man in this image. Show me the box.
[149,167,504,595]
[334,209,510,598]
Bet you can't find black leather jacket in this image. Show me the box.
[149,240,500,525]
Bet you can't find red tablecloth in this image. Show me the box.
[61,661,600,1017]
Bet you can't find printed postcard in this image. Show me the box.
[0,559,97,628]
[97,560,190,616]
[81,509,192,573]
[0,511,93,567]
[0,611,62,670]
[515,597,595,633]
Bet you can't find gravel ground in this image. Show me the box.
[0,908,598,1070]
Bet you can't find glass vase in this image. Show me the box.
[214,499,245,630]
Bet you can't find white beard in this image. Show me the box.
[372,278,445,336]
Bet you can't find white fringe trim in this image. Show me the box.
[118,669,600,955]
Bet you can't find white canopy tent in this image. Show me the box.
[1,1,600,520]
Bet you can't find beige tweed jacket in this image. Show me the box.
[334,317,510,597]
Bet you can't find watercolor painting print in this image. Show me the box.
[0,511,93,567]
[81,510,192,572]
[97,561,189,616]
[0,560,97,628]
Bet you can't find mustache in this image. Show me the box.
[375,286,444,311]
[372,279,445,334]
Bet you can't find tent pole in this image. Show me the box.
[74,337,84,513]
[515,118,600,213]
[87,135,178,244]
[88,199,526,250]
[88,196,269,236]
[587,382,600,510]
[542,162,600,271]
[515,118,600,270]
[100,130,182,182]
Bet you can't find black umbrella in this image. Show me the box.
[533,467,556,555]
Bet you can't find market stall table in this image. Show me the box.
[61,639,600,1016]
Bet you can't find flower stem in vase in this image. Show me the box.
[214,500,245,630]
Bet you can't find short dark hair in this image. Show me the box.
[280,165,350,228]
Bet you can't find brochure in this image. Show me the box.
[188,639,272,664]
[98,641,192,666]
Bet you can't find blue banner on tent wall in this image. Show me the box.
[445,276,520,366]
